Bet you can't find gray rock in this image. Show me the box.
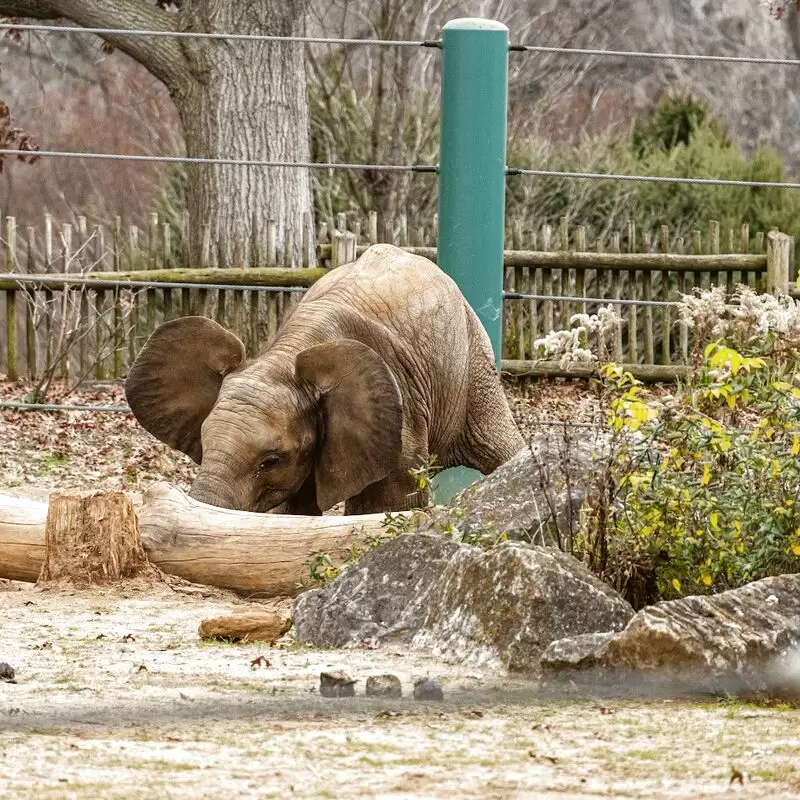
[541,574,800,694]
[423,431,614,546]
[293,533,460,648]
[0,662,15,682]
[319,670,356,698]
[366,674,402,698]
[540,632,618,673]
[413,678,444,702]
[412,543,634,675]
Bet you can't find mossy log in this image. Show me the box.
[0,483,402,596]
[501,360,690,383]
[316,243,769,274]
[0,267,329,291]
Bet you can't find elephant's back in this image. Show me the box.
[306,244,456,301]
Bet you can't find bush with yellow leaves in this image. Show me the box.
[541,286,800,606]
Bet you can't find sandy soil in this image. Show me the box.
[2,379,798,799]
[2,581,799,800]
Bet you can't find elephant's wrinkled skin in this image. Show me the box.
[125,244,524,515]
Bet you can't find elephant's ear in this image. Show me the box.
[295,339,403,511]
[125,316,246,463]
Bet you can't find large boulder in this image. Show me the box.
[423,429,612,546]
[292,533,459,648]
[411,543,635,674]
[541,573,800,694]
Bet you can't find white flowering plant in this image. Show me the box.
[533,304,621,369]
[679,285,800,364]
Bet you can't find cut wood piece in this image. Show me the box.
[138,483,400,597]
[38,490,157,588]
[198,609,292,642]
[0,484,407,597]
[0,493,48,583]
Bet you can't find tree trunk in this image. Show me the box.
[38,490,156,588]
[175,2,314,268]
[0,0,316,268]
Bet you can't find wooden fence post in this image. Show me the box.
[330,231,357,268]
[4,216,17,380]
[766,231,791,295]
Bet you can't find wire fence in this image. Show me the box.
[8,148,800,191]
[0,274,311,293]
[1,13,797,416]
[5,21,800,67]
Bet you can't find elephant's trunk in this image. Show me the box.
[189,474,242,510]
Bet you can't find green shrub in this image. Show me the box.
[507,90,800,247]
[575,288,800,604]
[631,90,729,156]
[595,354,800,602]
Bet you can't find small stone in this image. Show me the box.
[0,663,16,682]
[413,678,444,702]
[319,670,356,698]
[366,674,402,698]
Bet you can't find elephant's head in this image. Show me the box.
[125,317,403,513]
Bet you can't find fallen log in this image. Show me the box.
[198,610,293,642]
[0,483,404,597]
[0,492,47,583]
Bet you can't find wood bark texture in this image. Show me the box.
[0,483,401,596]
[198,610,293,642]
[38,490,153,587]
[176,1,314,267]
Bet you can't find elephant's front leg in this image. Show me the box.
[344,468,427,514]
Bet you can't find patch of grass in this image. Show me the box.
[752,765,798,782]
[40,452,70,472]
[716,697,797,714]
[627,749,660,761]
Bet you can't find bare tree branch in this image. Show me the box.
[0,0,189,88]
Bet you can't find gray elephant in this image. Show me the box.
[125,243,524,515]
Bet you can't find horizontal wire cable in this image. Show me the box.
[0,399,609,421]
[504,292,680,308]
[5,21,796,66]
[507,167,800,190]
[0,274,310,292]
[0,21,434,47]
[0,276,679,304]
[514,43,800,67]
[6,148,800,189]
[0,148,436,172]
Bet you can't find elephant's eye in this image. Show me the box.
[258,454,282,472]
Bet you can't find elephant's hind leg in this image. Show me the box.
[449,332,525,475]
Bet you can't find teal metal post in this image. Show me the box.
[432,18,510,504]
[438,18,509,364]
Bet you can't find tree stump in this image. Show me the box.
[38,490,156,588]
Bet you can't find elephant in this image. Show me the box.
[125,243,525,515]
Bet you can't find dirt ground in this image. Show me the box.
[3,581,800,800]
[2,379,799,799]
